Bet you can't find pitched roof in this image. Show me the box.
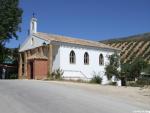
[28,53,48,60]
[33,32,120,51]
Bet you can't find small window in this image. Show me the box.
[31,38,34,45]
[99,54,104,65]
[70,50,75,64]
[84,52,89,64]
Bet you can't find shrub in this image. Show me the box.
[108,81,117,86]
[76,79,85,83]
[9,74,18,79]
[136,78,150,86]
[121,57,148,81]
[127,79,150,87]
[48,68,64,80]
[143,65,150,74]
[90,73,102,84]
[126,81,137,87]
[55,68,64,80]
[130,57,148,78]
[47,72,51,79]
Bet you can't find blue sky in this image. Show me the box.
[5,0,150,48]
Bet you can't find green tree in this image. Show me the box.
[0,0,22,43]
[121,58,148,81]
[0,44,10,63]
[130,58,148,79]
[105,52,120,80]
[11,48,19,65]
[121,63,133,81]
[0,0,22,62]
[143,64,150,74]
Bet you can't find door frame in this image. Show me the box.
[30,61,34,79]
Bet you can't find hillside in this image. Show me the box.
[101,32,150,64]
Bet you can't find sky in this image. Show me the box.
[5,0,150,48]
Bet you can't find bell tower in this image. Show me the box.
[30,13,37,34]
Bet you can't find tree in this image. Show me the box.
[121,57,148,81]
[121,63,131,78]
[105,52,120,80]
[0,0,22,63]
[130,58,147,79]
[0,0,22,44]
[109,53,120,67]
[105,65,120,80]
[143,65,150,74]
[0,44,10,63]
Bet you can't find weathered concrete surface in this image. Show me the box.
[0,80,149,113]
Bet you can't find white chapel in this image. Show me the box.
[18,17,120,84]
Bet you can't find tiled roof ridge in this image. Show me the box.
[34,32,120,51]
[28,53,48,60]
[37,32,101,43]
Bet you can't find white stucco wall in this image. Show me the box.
[59,43,116,84]
[19,35,49,52]
[52,45,60,70]
[19,34,120,84]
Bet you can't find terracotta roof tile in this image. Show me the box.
[34,32,120,51]
[28,53,48,60]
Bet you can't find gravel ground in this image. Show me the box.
[0,80,149,113]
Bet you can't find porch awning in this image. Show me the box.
[28,53,48,60]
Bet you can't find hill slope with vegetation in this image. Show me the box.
[101,32,150,64]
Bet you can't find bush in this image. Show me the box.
[9,74,18,79]
[126,81,137,87]
[76,79,85,83]
[127,79,150,87]
[90,74,102,84]
[108,81,117,86]
[136,78,150,86]
[48,68,64,80]
[121,57,148,81]
[47,72,51,79]
[143,65,150,74]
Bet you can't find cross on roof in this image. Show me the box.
[32,12,36,18]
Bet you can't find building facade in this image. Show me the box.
[19,18,120,84]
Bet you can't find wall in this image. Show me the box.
[19,35,49,52]
[52,45,60,70]
[59,43,116,84]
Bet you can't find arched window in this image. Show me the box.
[70,50,75,64]
[99,54,104,65]
[84,52,89,64]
